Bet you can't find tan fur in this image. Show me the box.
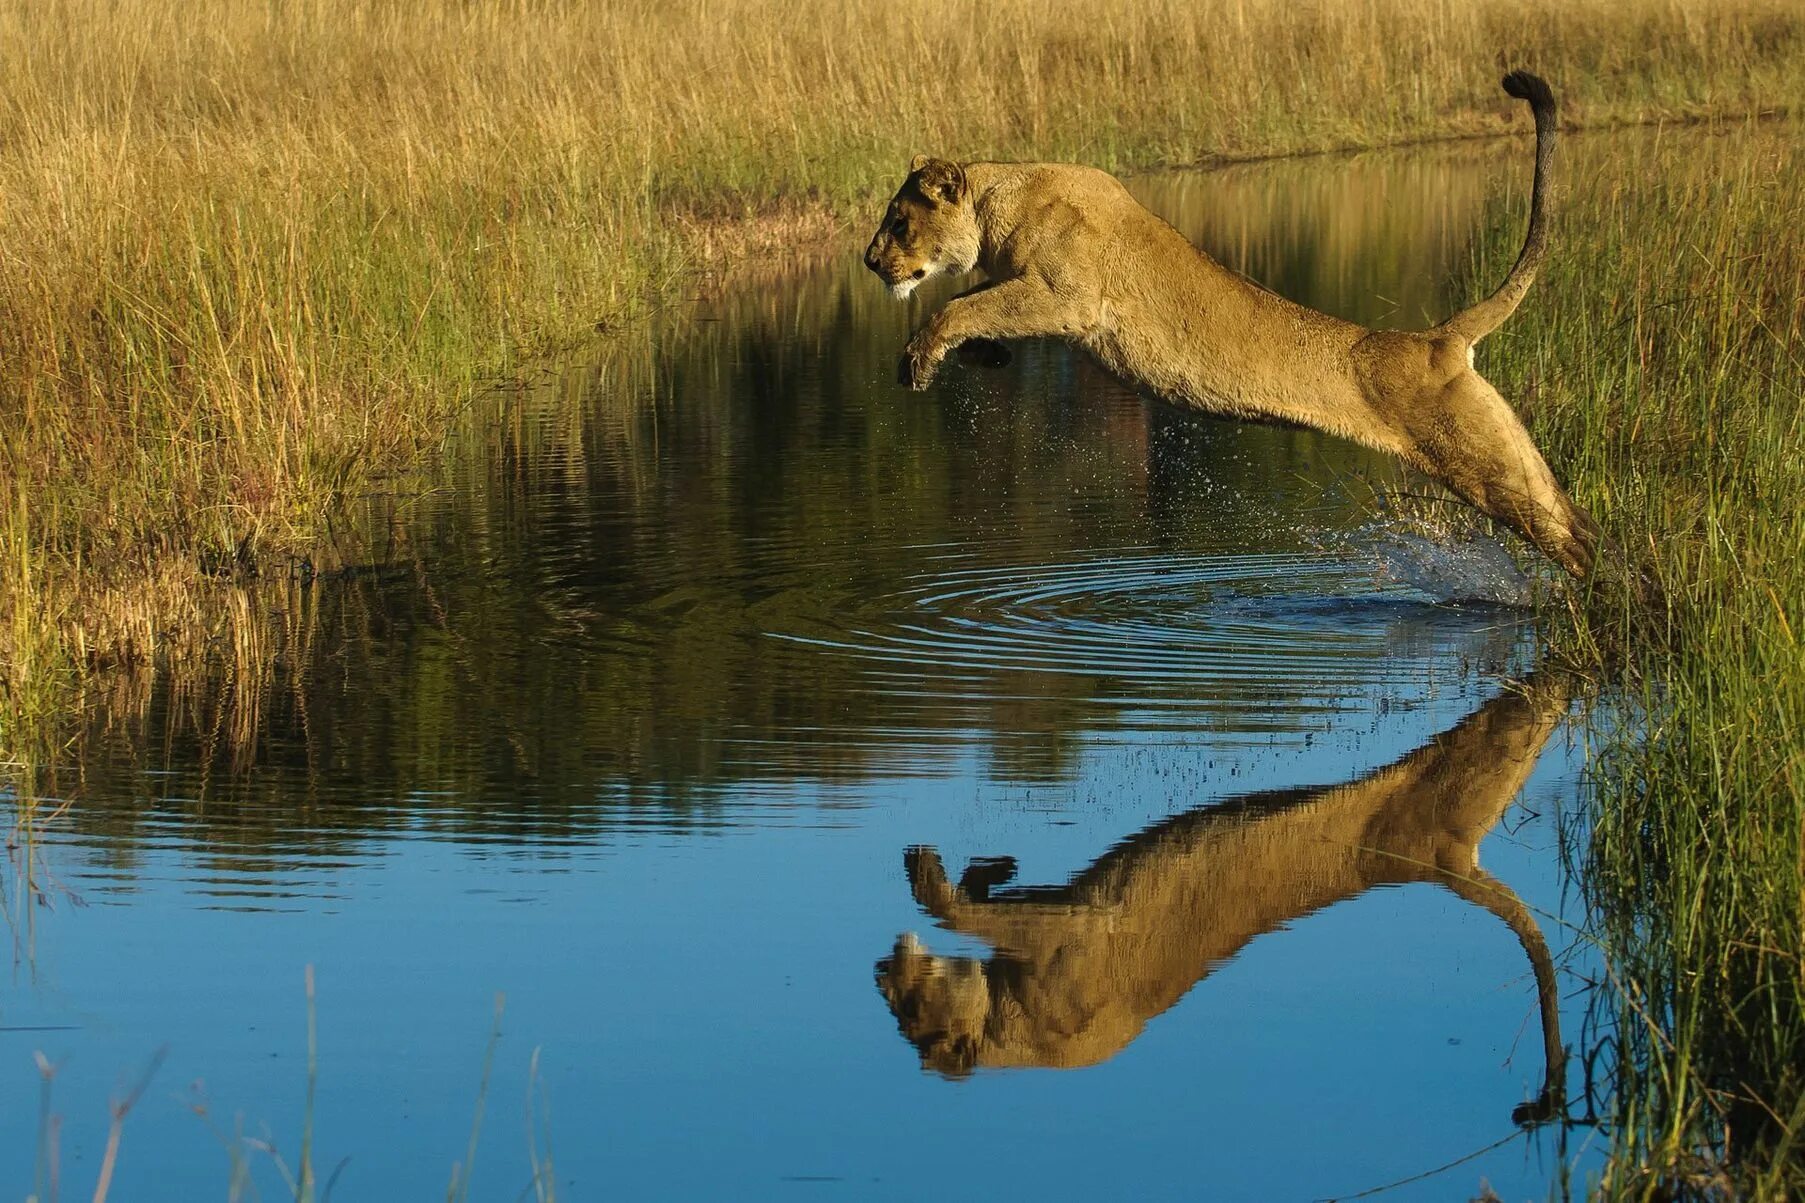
[865,76,1597,577]
[875,675,1570,1123]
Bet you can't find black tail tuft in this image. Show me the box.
[1501,70,1555,111]
[1433,69,1560,345]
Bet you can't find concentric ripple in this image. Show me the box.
[769,547,1534,712]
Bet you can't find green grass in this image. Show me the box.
[1467,122,1804,1197]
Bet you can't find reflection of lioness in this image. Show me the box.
[876,677,1570,1121]
[864,73,1597,577]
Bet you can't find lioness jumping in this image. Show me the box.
[865,72,1598,577]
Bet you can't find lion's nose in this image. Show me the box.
[863,245,881,272]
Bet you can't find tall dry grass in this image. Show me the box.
[3,0,1801,751]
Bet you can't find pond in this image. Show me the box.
[5,138,1611,1199]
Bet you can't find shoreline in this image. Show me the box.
[4,103,1796,748]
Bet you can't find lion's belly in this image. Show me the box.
[1082,321,1312,423]
[1083,306,1388,447]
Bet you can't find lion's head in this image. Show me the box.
[874,931,995,1077]
[863,156,981,300]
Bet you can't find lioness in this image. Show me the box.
[875,675,1569,1124]
[865,73,1598,578]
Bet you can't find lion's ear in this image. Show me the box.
[911,156,967,206]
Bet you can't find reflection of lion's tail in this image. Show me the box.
[1435,71,1557,346]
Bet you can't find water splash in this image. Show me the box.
[1340,521,1539,609]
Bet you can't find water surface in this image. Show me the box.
[4,138,1612,1200]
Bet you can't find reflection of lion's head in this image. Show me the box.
[874,848,1121,1075]
[874,932,994,1078]
[862,156,982,300]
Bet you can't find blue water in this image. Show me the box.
[2,139,1607,1201]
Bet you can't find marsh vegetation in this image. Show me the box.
[1473,125,1805,1196]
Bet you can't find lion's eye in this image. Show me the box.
[890,217,907,236]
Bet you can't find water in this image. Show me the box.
[4,139,1608,1199]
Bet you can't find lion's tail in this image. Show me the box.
[1435,71,1557,346]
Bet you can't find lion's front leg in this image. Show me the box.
[899,277,1092,391]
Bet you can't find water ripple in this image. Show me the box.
[769,549,1529,699]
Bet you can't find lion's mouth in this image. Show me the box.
[886,267,931,301]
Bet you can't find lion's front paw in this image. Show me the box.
[897,342,943,392]
[904,845,958,913]
[897,352,938,392]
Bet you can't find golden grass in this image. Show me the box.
[1,0,1801,739]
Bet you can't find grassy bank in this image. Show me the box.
[3,0,1804,753]
[1468,126,1804,1194]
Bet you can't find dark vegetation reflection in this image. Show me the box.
[57,139,1534,859]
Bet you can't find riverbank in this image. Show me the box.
[4,0,1804,756]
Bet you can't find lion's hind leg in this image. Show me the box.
[1413,372,1598,580]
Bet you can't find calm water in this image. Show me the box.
[5,140,1612,1199]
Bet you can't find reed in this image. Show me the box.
[1466,122,1804,1196]
[3,0,1802,755]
